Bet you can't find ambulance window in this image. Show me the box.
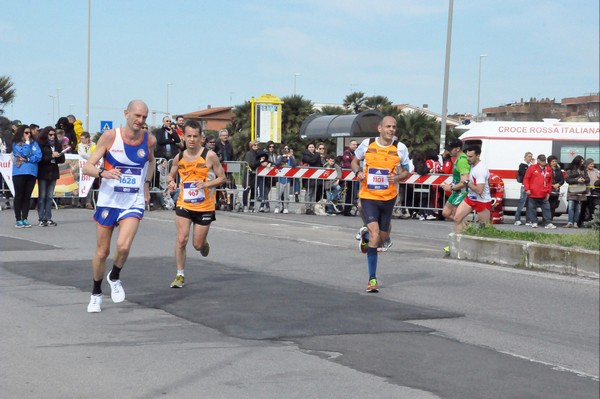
[559,145,586,165]
[586,146,599,163]
[553,142,600,168]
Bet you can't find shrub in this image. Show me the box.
[583,204,600,231]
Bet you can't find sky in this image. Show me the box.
[1,0,599,132]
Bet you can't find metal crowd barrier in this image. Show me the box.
[144,158,252,212]
[250,165,452,217]
[396,173,452,218]
[215,161,250,211]
[252,166,359,214]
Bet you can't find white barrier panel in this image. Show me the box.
[0,154,98,197]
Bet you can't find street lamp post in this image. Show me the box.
[166,83,173,114]
[476,54,488,122]
[85,0,91,131]
[48,95,56,124]
[56,88,61,117]
[293,73,301,95]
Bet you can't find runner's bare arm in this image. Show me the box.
[82,129,120,179]
[394,164,410,182]
[468,181,485,195]
[351,157,364,180]
[456,172,470,190]
[167,153,180,192]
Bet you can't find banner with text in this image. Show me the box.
[0,154,98,198]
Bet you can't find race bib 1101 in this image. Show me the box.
[367,168,389,190]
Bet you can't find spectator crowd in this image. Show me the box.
[2,114,599,229]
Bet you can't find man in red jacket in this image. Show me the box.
[523,154,556,229]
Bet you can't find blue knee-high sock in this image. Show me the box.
[367,247,377,280]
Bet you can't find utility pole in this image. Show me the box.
[166,83,173,114]
[293,73,301,95]
[439,0,454,154]
[476,54,488,122]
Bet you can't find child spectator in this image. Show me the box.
[323,154,342,215]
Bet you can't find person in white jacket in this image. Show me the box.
[77,132,94,209]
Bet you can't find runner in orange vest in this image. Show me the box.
[166,120,225,288]
[351,116,410,293]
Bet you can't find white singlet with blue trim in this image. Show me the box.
[96,128,149,209]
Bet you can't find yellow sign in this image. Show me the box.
[250,94,283,143]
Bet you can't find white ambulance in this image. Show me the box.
[457,120,600,214]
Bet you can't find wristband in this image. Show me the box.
[145,180,152,185]
[98,167,105,178]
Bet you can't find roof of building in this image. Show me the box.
[182,106,233,119]
[561,94,600,105]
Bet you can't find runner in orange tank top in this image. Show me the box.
[166,120,225,288]
[351,116,410,293]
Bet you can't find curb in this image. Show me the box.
[448,233,600,278]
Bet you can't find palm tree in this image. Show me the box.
[364,95,392,111]
[227,101,251,135]
[0,75,16,115]
[280,94,314,151]
[227,101,252,160]
[319,105,347,115]
[380,104,402,119]
[396,111,441,152]
[343,91,366,113]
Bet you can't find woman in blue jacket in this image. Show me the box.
[12,125,42,227]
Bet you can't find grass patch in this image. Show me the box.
[463,224,600,251]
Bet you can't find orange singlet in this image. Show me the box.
[175,148,216,212]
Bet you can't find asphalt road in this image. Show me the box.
[1,206,598,399]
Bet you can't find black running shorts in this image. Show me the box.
[175,207,216,225]
[360,198,395,232]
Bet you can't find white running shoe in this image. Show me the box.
[274,208,280,214]
[531,223,538,228]
[282,209,289,214]
[426,214,437,220]
[514,221,522,226]
[106,273,125,303]
[355,226,368,240]
[87,294,103,313]
[525,222,532,226]
[544,223,557,229]
[378,237,393,252]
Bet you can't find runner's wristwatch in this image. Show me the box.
[98,166,106,177]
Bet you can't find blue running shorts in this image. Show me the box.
[93,206,145,228]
